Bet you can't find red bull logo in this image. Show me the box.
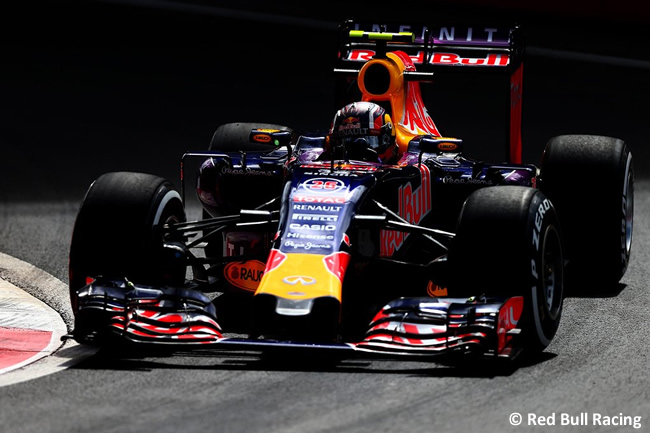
[380,164,432,256]
[347,49,510,67]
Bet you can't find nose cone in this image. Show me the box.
[252,250,350,341]
[252,293,341,342]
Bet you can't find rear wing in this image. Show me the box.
[335,20,525,163]
[336,20,523,72]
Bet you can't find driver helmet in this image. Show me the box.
[328,101,397,163]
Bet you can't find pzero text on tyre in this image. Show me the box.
[449,186,564,353]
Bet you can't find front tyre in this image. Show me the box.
[449,186,564,353]
[69,172,186,313]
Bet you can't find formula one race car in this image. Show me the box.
[67,21,634,362]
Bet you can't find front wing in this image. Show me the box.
[72,278,523,360]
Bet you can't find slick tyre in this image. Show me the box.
[204,122,291,255]
[449,186,564,353]
[209,122,293,152]
[539,135,634,286]
[69,172,186,313]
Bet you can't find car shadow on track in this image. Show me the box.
[73,346,558,379]
[565,283,626,299]
[563,267,627,299]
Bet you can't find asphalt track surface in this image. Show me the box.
[1,2,650,432]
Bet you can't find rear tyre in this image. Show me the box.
[449,186,564,353]
[210,122,293,152]
[539,135,633,286]
[69,172,186,313]
[204,122,291,255]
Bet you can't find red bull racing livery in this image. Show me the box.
[67,20,634,364]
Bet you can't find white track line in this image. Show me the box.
[0,253,97,387]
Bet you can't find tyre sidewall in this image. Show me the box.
[450,186,564,352]
[539,135,633,284]
[69,172,185,311]
[524,191,564,351]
